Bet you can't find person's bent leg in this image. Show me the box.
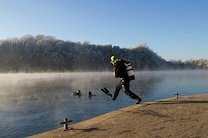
[112,80,122,100]
[125,89,140,100]
[124,89,142,104]
[123,79,141,100]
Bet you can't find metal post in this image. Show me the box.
[175,92,180,99]
[60,118,72,131]
[64,118,68,130]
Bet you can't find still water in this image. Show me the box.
[0,71,208,138]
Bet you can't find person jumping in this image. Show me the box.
[109,55,142,104]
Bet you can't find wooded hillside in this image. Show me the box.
[0,35,206,72]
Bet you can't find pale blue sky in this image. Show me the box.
[0,0,208,61]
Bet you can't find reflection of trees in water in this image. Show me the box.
[0,88,64,116]
[0,72,116,116]
[0,72,162,101]
[132,72,163,97]
[2,71,208,116]
[0,72,164,115]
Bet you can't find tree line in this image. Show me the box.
[0,35,207,72]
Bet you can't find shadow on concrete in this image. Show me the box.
[156,100,208,104]
[131,109,169,118]
[140,110,168,117]
[129,100,208,117]
[70,127,107,132]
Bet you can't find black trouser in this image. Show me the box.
[112,78,140,100]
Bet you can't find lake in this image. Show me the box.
[0,70,208,138]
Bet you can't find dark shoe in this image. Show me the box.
[135,97,142,104]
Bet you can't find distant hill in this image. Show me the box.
[0,35,207,72]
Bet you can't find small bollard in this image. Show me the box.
[60,118,72,131]
[174,92,180,99]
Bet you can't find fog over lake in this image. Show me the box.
[0,70,208,138]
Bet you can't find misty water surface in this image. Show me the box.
[0,71,208,138]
